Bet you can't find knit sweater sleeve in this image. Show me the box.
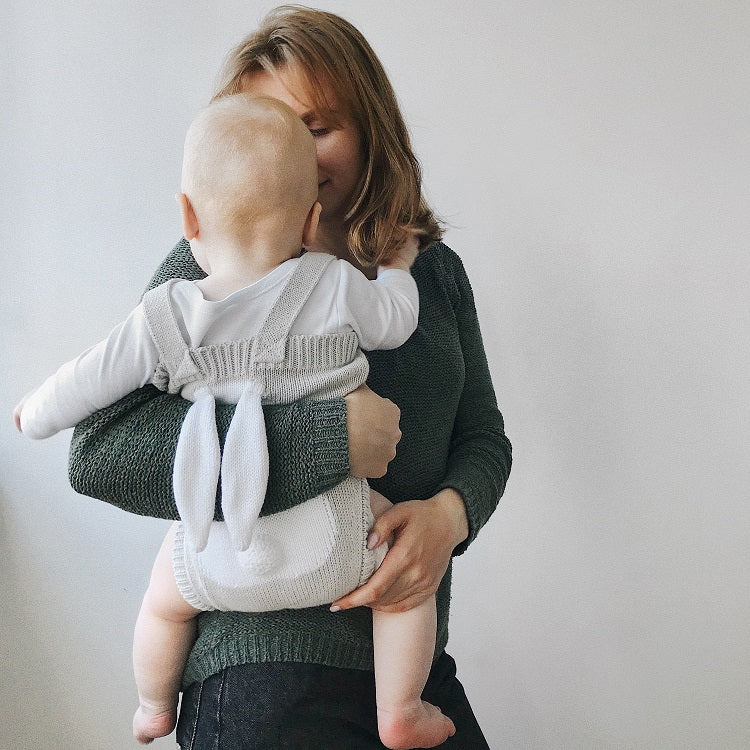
[67,238,350,520]
[435,248,512,555]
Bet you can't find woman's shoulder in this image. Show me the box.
[413,240,472,296]
[415,240,467,272]
[146,238,206,292]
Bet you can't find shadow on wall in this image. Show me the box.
[0,485,97,748]
[1,487,67,745]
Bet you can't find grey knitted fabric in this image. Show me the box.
[67,240,512,685]
[142,252,380,612]
[142,252,370,402]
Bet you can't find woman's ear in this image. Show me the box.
[302,201,322,247]
[177,193,200,240]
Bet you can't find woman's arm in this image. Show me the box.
[68,239,400,519]
[432,252,512,554]
[68,385,352,518]
[333,246,512,612]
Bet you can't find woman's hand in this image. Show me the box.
[345,384,402,478]
[331,488,469,613]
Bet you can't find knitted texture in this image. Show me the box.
[173,476,385,612]
[68,240,513,685]
[151,332,364,399]
[142,252,380,612]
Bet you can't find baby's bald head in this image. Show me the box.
[181,93,317,243]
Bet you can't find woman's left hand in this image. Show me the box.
[330,488,469,613]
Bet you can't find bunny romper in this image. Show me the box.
[20,251,419,613]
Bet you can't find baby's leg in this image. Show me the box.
[368,489,456,748]
[373,596,455,749]
[369,488,393,520]
[132,522,200,745]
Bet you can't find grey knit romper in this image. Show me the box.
[141,252,385,612]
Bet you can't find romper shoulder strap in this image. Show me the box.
[252,252,335,363]
[141,280,201,388]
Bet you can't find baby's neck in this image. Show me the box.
[196,238,302,301]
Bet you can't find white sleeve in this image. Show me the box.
[336,262,419,351]
[20,304,160,440]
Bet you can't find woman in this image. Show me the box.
[69,6,512,748]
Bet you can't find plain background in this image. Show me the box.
[2,1,749,748]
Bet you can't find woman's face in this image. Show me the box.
[242,68,365,227]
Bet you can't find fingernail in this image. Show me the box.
[329,604,341,612]
[366,533,379,550]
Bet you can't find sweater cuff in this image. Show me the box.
[436,476,501,557]
[308,398,350,494]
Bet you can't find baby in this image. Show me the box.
[15,94,455,749]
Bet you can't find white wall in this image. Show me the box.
[3,2,749,748]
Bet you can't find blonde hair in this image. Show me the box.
[182,93,317,242]
[213,5,442,265]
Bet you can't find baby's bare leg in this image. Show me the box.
[369,488,393,519]
[132,522,200,745]
[373,596,455,749]
[368,489,455,749]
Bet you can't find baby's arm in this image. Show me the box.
[337,238,420,352]
[16,304,159,440]
[68,240,378,520]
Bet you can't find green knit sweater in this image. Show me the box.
[69,240,512,687]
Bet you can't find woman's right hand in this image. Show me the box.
[344,384,401,478]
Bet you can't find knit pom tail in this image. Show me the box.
[237,532,282,576]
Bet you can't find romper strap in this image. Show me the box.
[252,252,336,363]
[142,280,201,386]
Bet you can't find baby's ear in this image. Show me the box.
[302,201,322,247]
[177,193,200,241]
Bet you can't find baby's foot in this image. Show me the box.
[377,699,456,749]
[132,702,177,745]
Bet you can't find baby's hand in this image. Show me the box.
[12,394,29,432]
[379,233,419,272]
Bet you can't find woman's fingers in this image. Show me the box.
[365,501,407,550]
[331,541,427,613]
[344,385,401,478]
[331,501,449,613]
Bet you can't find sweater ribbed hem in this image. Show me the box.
[181,619,450,689]
[183,630,372,688]
[181,568,453,689]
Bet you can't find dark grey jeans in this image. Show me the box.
[176,651,490,749]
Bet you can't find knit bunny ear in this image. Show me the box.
[220,379,269,553]
[173,387,220,553]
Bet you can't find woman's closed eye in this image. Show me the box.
[302,110,339,138]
